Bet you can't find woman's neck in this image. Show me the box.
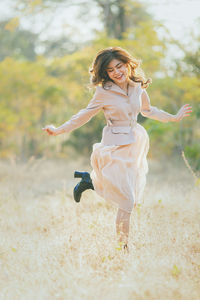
[116,80,129,94]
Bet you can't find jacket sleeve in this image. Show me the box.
[56,87,103,134]
[140,88,175,123]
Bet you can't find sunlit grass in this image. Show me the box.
[0,156,199,299]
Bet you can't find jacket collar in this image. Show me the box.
[103,79,137,96]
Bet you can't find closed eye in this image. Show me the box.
[107,63,123,72]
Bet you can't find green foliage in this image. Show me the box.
[184,144,200,171]
[62,112,105,156]
[0,1,199,167]
[142,119,176,157]
[0,19,38,61]
[0,57,66,158]
[0,37,199,165]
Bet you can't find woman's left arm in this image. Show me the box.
[42,87,103,136]
[140,89,192,123]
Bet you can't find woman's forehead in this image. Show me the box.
[106,58,123,69]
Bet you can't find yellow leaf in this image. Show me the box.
[5,18,19,32]
[115,247,122,251]
[171,264,181,277]
[195,178,200,186]
[31,0,43,8]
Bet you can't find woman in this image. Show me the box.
[42,47,192,251]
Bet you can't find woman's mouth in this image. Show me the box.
[115,74,123,80]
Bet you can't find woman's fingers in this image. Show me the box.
[182,104,191,109]
[42,127,50,133]
[46,130,52,135]
[181,104,192,111]
[175,104,193,121]
[184,106,192,110]
[179,104,192,120]
[42,125,57,135]
[184,108,192,113]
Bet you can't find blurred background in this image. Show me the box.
[0,0,199,174]
[0,2,199,298]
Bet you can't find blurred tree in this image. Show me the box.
[172,19,200,78]
[0,57,65,159]
[0,18,80,59]
[172,26,200,173]
[0,0,198,171]
[16,0,155,39]
[0,19,38,61]
[96,0,153,39]
[175,43,200,78]
[5,0,166,59]
[42,37,80,57]
[184,50,200,77]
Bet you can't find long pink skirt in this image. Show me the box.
[90,123,149,213]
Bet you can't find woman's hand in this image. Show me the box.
[173,104,193,122]
[42,124,59,136]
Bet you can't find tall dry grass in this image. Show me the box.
[0,155,199,300]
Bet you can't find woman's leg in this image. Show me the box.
[116,208,131,247]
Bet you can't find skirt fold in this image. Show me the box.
[90,124,149,213]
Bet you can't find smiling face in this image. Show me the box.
[106,58,129,85]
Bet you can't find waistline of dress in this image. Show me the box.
[107,119,137,128]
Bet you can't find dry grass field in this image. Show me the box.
[0,155,199,300]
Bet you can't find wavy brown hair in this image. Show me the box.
[89,47,152,89]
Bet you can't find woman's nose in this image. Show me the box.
[114,68,120,75]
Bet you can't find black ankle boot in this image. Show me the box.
[73,171,94,203]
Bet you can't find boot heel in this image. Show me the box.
[74,171,84,178]
[74,171,91,182]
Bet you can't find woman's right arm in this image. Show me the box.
[42,87,103,136]
[140,89,192,123]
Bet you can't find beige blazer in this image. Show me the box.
[57,80,175,146]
